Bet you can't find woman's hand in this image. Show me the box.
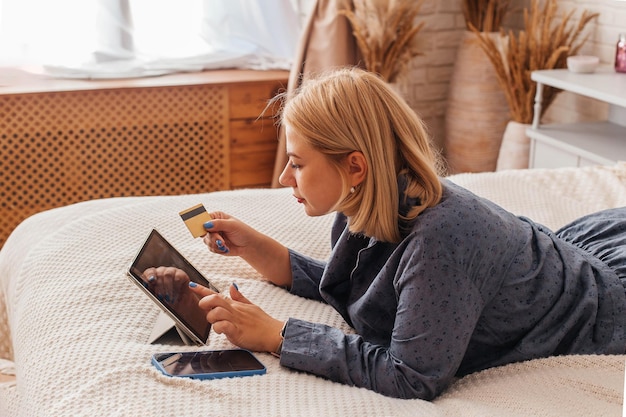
[203,211,260,257]
[142,267,213,336]
[189,282,284,353]
[202,211,294,288]
[142,266,194,305]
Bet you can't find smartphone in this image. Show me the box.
[152,349,266,380]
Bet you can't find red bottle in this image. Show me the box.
[616,33,626,73]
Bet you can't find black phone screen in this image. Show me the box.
[153,350,266,377]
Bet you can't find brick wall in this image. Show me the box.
[401,0,626,152]
[401,0,462,151]
[296,0,625,158]
[541,0,626,124]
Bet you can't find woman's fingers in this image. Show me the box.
[142,267,157,283]
[229,283,250,304]
[197,292,230,310]
[211,319,236,335]
[194,288,279,352]
[188,281,218,298]
[203,231,230,254]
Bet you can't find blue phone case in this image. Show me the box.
[151,349,266,380]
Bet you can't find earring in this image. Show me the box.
[350,186,356,194]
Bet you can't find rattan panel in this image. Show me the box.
[0,85,229,247]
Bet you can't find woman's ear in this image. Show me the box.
[347,151,367,186]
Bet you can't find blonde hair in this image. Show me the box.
[280,67,443,243]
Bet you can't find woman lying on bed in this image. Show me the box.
[154,67,626,400]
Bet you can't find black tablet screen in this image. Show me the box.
[129,229,218,343]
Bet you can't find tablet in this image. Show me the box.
[127,229,219,345]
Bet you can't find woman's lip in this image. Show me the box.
[294,195,304,204]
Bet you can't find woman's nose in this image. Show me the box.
[278,164,293,187]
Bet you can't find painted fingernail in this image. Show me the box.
[189,282,198,288]
[216,240,228,252]
[148,276,156,283]
[204,221,214,229]
[232,282,239,291]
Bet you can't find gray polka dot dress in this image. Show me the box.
[280,179,626,400]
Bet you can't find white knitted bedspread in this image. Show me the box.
[1,164,626,417]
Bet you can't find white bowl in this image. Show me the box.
[567,55,600,73]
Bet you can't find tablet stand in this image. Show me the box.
[148,311,194,346]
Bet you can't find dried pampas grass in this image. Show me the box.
[339,0,424,83]
[462,0,511,32]
[471,0,598,124]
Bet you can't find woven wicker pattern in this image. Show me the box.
[0,85,230,247]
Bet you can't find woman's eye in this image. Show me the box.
[290,163,301,169]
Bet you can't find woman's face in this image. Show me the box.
[278,126,345,217]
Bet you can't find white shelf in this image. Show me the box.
[531,68,626,108]
[528,68,626,169]
[527,122,626,166]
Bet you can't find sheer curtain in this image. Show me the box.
[0,0,306,78]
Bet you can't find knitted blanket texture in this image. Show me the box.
[1,164,625,417]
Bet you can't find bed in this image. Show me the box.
[1,163,625,417]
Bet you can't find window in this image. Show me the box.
[0,0,310,78]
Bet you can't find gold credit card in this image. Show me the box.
[179,204,212,238]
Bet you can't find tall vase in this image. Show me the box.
[444,31,510,174]
[496,120,531,170]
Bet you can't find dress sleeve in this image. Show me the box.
[287,213,347,301]
[279,252,485,400]
[288,250,326,301]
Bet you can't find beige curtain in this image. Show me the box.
[271,0,362,187]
